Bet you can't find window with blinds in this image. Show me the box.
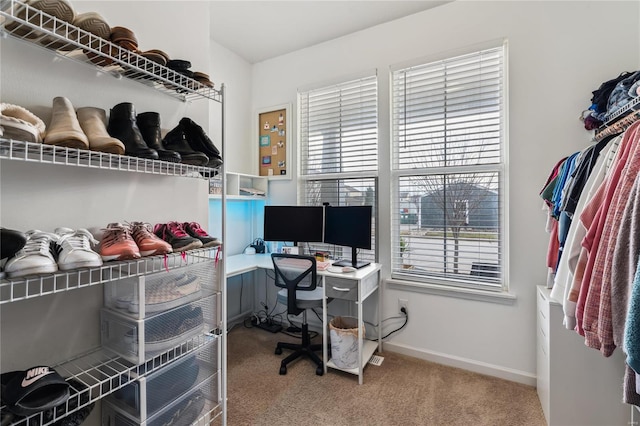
[299,75,378,262]
[391,44,506,291]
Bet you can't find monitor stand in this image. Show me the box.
[332,247,370,269]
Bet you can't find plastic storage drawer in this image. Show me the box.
[104,261,219,319]
[102,340,220,425]
[101,294,220,364]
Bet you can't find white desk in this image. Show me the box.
[226,253,382,384]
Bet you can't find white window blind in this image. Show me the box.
[391,45,505,291]
[299,75,378,262]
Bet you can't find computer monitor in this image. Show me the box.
[263,206,324,247]
[324,205,372,269]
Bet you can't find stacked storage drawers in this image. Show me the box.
[102,342,219,425]
[101,261,221,424]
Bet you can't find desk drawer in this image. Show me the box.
[325,277,358,301]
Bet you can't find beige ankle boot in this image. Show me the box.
[44,97,89,149]
[77,107,125,154]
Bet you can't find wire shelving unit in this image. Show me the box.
[0,0,222,103]
[1,335,222,426]
[0,1,227,423]
[0,138,219,179]
[0,247,220,304]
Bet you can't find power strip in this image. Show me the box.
[256,322,282,333]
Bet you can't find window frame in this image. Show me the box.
[297,72,379,263]
[390,41,509,293]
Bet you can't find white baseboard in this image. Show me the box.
[383,341,537,386]
[227,309,254,330]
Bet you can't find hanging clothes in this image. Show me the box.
[623,251,640,405]
[556,136,621,329]
[582,120,640,354]
[573,121,639,337]
[549,136,619,315]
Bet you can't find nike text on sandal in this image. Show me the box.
[0,366,70,417]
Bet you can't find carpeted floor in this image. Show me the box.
[225,325,546,426]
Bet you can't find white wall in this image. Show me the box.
[250,0,640,383]
[208,40,253,174]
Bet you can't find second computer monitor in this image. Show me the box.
[324,205,372,269]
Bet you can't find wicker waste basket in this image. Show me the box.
[329,316,364,369]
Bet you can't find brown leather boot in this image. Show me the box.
[44,97,89,149]
[77,107,125,154]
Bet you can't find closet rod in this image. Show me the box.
[594,97,640,142]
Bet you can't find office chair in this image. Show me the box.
[271,253,328,376]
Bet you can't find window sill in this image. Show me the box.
[385,278,517,305]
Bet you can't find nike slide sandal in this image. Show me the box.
[1,366,70,416]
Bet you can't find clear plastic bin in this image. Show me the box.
[101,294,219,364]
[103,261,219,319]
[102,340,220,425]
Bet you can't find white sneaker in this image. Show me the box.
[55,227,103,271]
[5,230,59,278]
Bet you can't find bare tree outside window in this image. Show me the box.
[392,45,505,290]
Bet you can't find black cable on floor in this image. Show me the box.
[381,309,408,340]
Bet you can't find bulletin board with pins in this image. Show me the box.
[258,108,288,178]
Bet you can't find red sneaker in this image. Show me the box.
[100,223,141,261]
[129,222,172,256]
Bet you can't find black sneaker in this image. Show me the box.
[153,222,203,252]
[0,228,28,260]
[183,222,221,248]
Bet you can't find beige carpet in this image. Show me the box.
[225,326,546,426]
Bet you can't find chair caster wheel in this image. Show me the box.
[316,367,324,376]
[275,347,282,355]
[279,366,287,375]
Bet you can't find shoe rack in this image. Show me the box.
[0,1,227,425]
[0,0,221,103]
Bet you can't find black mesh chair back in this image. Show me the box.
[272,253,317,316]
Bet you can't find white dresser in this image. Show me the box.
[536,286,630,425]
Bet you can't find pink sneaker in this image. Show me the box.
[183,222,221,248]
[100,223,141,261]
[129,222,172,256]
[153,222,203,252]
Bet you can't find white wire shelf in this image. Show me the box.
[0,0,221,103]
[603,95,640,125]
[0,138,220,178]
[0,247,221,304]
[594,96,640,142]
[0,334,220,426]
